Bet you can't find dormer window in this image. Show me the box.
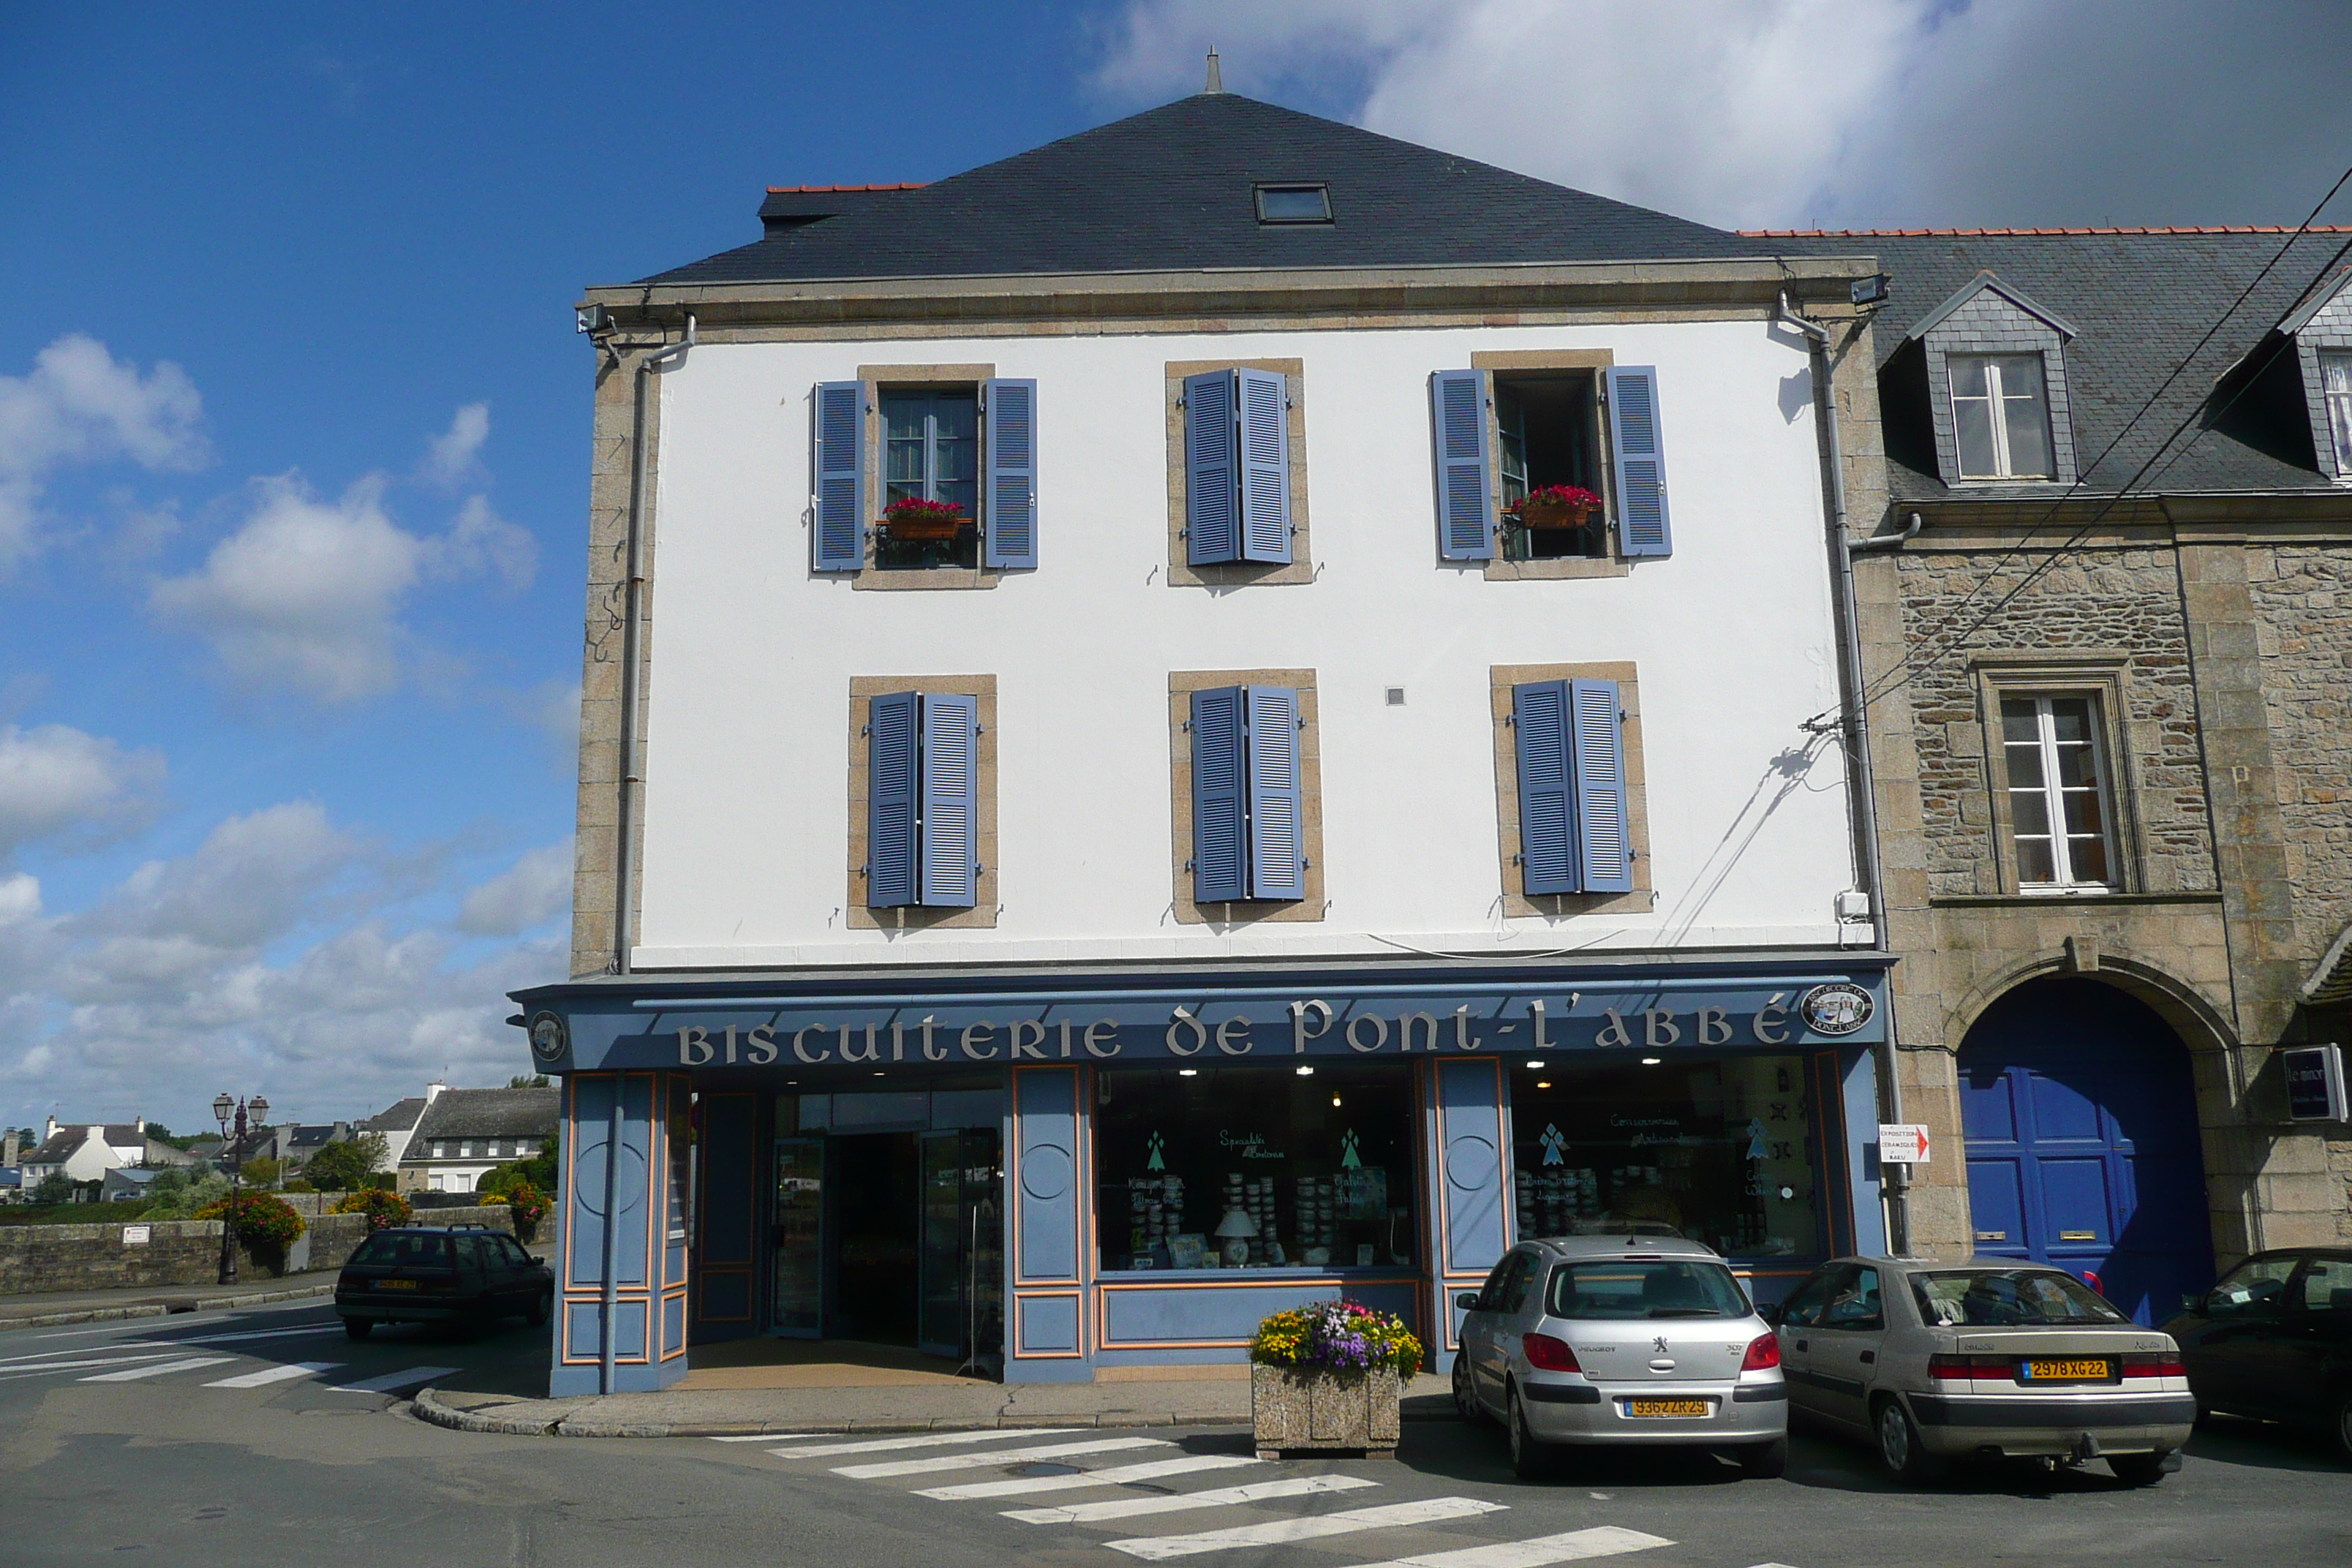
[1948,353,2056,480]
[2323,350,2352,475]
[1255,184,1331,225]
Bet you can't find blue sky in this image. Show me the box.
[4,1,2347,1137]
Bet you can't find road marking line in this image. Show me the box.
[1337,1526,1678,1568]
[78,1356,235,1382]
[1107,1497,1508,1560]
[203,1361,344,1389]
[0,1352,186,1377]
[835,1437,1170,1480]
[1003,1474,1384,1526]
[709,1433,834,1443]
[769,1428,1080,1458]
[0,1342,172,1365]
[916,1454,1260,1500]
[326,1365,461,1393]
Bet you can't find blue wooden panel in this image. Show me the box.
[1236,367,1292,563]
[2027,1071,2104,1143]
[1605,365,1672,557]
[1966,1156,2029,1255]
[813,381,864,571]
[1184,370,1237,564]
[2036,1157,2113,1250]
[1959,1068,2016,1143]
[697,1093,756,1268]
[1431,369,1493,561]
[1014,1068,1080,1284]
[1839,1047,1887,1257]
[1101,1281,1420,1348]
[566,1075,614,1292]
[1512,681,1575,896]
[1190,687,1248,903]
[1436,1060,1506,1278]
[663,1293,687,1358]
[982,377,1038,569]
[1016,1293,1082,1356]
[565,1298,648,1362]
[698,1271,752,1323]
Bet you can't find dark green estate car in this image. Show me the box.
[335,1226,552,1338]
[2161,1247,2352,1465]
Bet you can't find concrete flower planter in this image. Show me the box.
[1249,1362,1402,1458]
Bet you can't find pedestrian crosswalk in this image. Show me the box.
[81,1355,234,1382]
[715,1427,1697,1568]
[0,1335,441,1398]
[204,1360,344,1389]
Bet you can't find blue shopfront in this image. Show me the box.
[510,957,1893,1395]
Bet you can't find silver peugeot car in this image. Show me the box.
[1768,1256,2195,1485]
[1452,1232,1787,1479]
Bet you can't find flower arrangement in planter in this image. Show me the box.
[197,1191,308,1270]
[1248,1299,1422,1457]
[331,1186,413,1231]
[878,496,969,541]
[1507,484,1602,530]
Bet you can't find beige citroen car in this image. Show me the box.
[1768,1256,2195,1485]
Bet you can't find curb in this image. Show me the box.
[1,1280,336,1332]
[410,1387,1460,1441]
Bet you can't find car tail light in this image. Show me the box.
[1741,1333,1781,1371]
[1522,1333,1581,1373]
[1928,1353,2012,1380]
[2121,1352,2186,1378]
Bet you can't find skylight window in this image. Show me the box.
[1255,184,1332,225]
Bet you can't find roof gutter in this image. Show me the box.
[1781,290,1911,1254]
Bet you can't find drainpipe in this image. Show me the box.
[611,313,696,976]
[1781,291,1913,1255]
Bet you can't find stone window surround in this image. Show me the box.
[1972,655,2145,897]
[840,363,1006,591]
[1917,284,2080,489]
[1166,668,1325,924]
[1468,350,1631,582]
[1163,358,1314,588]
[1488,661,1654,917]
[845,674,1000,930]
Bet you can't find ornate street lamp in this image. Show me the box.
[212,1092,269,1286]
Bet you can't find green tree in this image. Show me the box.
[298,1132,388,1191]
[140,1166,231,1219]
[508,1074,549,1088]
[31,1171,73,1205]
[240,1156,282,1188]
[141,1122,200,1150]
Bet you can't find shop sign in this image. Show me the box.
[1876,1123,1931,1164]
[2283,1044,2348,1122]
[530,973,1888,1072]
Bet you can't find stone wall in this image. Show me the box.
[0,1207,515,1295]
[2247,546,2352,973]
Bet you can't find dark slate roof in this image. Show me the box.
[641,92,1767,287]
[361,1097,427,1134]
[410,1088,559,1145]
[284,1123,347,1151]
[24,1129,85,1164]
[1759,228,2352,500]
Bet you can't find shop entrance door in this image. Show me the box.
[769,1138,825,1338]
[834,1132,922,1345]
[919,1128,1006,1361]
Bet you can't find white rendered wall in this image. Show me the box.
[633,319,1855,969]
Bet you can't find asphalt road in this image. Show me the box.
[3,1300,2348,1568]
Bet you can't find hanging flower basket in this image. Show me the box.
[1248,1300,1420,1458]
[1509,485,1602,530]
[880,499,968,541]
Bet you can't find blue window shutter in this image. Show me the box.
[981,378,1038,570]
[1236,368,1293,563]
[1606,366,1672,558]
[1571,678,1633,893]
[1245,685,1305,900]
[867,692,919,906]
[918,694,979,907]
[1431,369,1494,560]
[1512,681,1578,896]
[1183,371,1238,565]
[1190,687,1247,902]
[813,381,864,572]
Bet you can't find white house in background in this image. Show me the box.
[396,1086,558,1194]
[359,1093,431,1169]
[19,1117,197,1191]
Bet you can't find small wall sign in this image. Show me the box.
[2283,1044,2348,1122]
[1877,1123,1931,1165]
[121,1224,151,1245]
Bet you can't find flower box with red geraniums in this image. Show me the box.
[1507,485,1602,530]
[879,497,969,541]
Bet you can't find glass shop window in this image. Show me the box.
[1093,1063,1421,1274]
[1507,1056,1820,1261]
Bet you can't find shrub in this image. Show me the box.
[132,1167,230,1220]
[330,1187,412,1230]
[1251,1300,1422,1376]
[197,1191,306,1253]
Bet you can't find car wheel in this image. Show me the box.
[342,1318,372,1341]
[526,1289,551,1327]
[1452,1354,1482,1423]
[1507,1384,1556,1481]
[2108,1451,2171,1487]
[1735,1436,1788,1479]
[2332,1393,2352,1469]
[1873,1395,1940,1484]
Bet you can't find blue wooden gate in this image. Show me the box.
[1959,979,2213,1325]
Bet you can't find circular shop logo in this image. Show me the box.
[1798,983,1874,1036]
[527,1011,570,1065]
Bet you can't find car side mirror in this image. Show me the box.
[1455,1292,1483,1311]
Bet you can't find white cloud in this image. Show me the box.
[456,840,573,937]
[430,494,537,592]
[1091,1,2352,229]
[422,402,490,487]
[0,333,207,566]
[0,724,166,861]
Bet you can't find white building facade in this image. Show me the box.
[515,91,1895,1395]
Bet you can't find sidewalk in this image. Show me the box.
[415,1363,1457,1439]
[0,1275,337,1330]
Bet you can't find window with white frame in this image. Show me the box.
[1999,695,2117,890]
[2322,350,2352,475]
[1949,353,2057,480]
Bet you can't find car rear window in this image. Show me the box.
[349,1233,453,1269]
[1911,1269,2125,1327]
[1545,1259,1753,1320]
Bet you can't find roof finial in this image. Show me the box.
[1204,47,1224,94]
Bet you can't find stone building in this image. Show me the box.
[1763,226,2352,1319]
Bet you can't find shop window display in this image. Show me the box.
[1508,1058,1819,1260]
[1095,1064,1420,1274]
